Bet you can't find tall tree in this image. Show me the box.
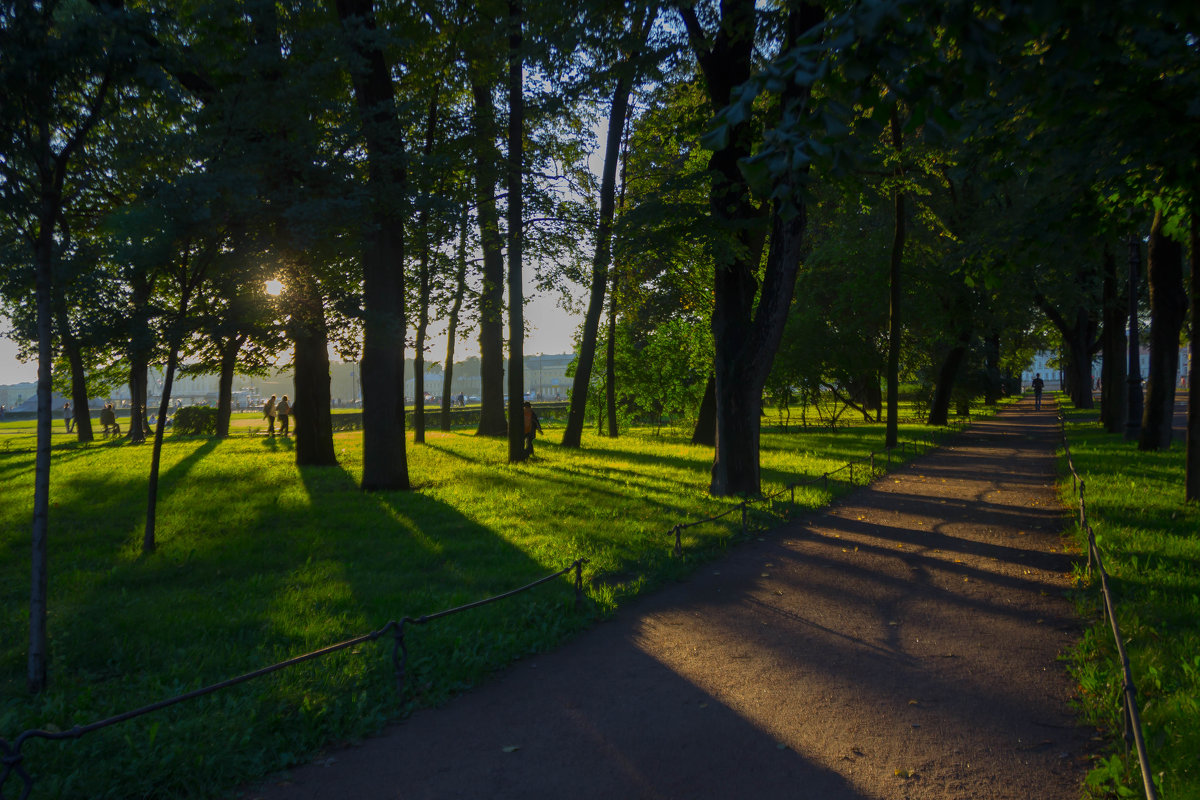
[335,0,411,489]
[1139,206,1186,450]
[561,15,648,448]
[505,0,527,462]
[680,1,820,496]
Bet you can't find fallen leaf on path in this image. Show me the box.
[895,767,917,778]
[502,746,521,753]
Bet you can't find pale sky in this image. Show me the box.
[0,289,583,387]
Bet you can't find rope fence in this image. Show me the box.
[671,438,936,557]
[1060,418,1158,800]
[0,559,588,800]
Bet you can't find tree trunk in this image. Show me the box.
[28,201,55,694]
[562,25,643,449]
[885,109,904,448]
[609,292,619,438]
[126,271,153,444]
[470,77,508,437]
[1139,208,1186,450]
[691,374,716,446]
[144,336,182,554]
[58,311,94,443]
[983,333,1001,405]
[1100,247,1127,433]
[928,341,968,426]
[1185,209,1200,499]
[215,335,242,437]
[441,216,469,430]
[336,0,409,490]
[505,0,526,462]
[412,92,441,445]
[682,0,817,496]
[290,268,337,465]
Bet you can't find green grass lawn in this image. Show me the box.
[1,409,958,799]
[1058,400,1200,799]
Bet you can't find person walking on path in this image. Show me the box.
[522,401,542,458]
[277,395,291,436]
[246,396,1087,800]
[1032,372,1045,411]
[263,394,277,435]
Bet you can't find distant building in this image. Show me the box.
[1021,345,1190,390]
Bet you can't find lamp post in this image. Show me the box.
[1126,234,1143,440]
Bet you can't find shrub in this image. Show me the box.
[172,405,217,435]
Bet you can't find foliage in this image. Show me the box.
[172,405,217,436]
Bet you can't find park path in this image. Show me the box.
[243,397,1090,800]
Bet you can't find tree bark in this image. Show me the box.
[28,188,55,694]
[1100,247,1127,433]
[928,340,968,426]
[470,76,508,437]
[1139,208,1186,450]
[605,291,618,436]
[336,0,410,490]
[983,333,1001,406]
[412,92,442,444]
[1185,210,1200,500]
[215,335,243,437]
[289,267,337,465]
[441,216,469,430]
[57,308,94,442]
[505,0,526,462]
[885,109,904,448]
[691,374,716,446]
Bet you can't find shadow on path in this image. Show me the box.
[246,397,1090,800]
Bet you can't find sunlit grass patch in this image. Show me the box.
[2,411,953,799]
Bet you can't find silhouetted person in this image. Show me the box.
[1032,373,1045,411]
[264,394,277,435]
[277,395,290,436]
[523,401,542,458]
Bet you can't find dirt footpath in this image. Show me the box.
[244,398,1090,800]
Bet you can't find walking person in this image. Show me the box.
[263,394,277,435]
[277,395,290,436]
[1032,373,1045,411]
[63,401,73,433]
[522,401,543,459]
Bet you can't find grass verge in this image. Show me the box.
[2,410,964,799]
[1058,399,1200,799]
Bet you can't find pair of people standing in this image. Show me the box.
[263,394,291,435]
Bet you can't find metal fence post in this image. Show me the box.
[673,525,682,558]
[740,502,748,533]
[574,560,584,610]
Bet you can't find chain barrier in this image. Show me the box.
[669,438,934,557]
[1060,418,1158,800]
[0,558,588,800]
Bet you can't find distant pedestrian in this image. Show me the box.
[63,402,73,432]
[522,401,542,459]
[277,395,290,436]
[264,394,277,435]
[1032,373,1045,411]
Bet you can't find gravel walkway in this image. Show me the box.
[243,397,1090,800]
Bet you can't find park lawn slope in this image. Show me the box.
[2,416,949,799]
[1058,403,1200,799]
